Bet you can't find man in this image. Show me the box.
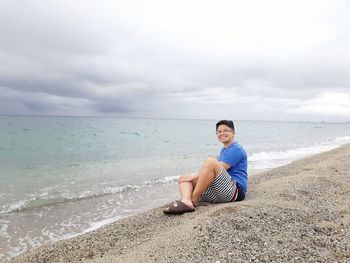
[164,120,248,214]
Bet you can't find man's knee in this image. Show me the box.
[204,158,222,175]
[204,158,220,167]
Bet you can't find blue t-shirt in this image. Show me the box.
[217,142,248,193]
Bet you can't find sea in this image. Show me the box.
[0,115,349,260]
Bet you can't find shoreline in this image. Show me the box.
[4,144,350,263]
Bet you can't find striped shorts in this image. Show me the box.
[201,168,238,203]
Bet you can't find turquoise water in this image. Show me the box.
[0,116,349,259]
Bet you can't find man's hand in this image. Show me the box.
[178,174,197,183]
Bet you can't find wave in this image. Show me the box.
[249,136,350,170]
[149,175,179,184]
[0,176,180,215]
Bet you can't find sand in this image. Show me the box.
[5,144,350,263]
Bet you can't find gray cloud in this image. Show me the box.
[0,0,349,121]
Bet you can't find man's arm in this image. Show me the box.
[220,161,231,170]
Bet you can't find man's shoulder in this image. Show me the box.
[229,143,247,156]
[230,142,245,151]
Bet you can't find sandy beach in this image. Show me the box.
[5,144,350,263]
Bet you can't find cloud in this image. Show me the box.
[288,92,350,117]
[0,0,349,121]
[0,86,95,115]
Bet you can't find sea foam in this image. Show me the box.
[249,136,350,169]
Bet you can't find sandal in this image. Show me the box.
[163,200,195,214]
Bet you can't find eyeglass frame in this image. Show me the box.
[215,129,234,135]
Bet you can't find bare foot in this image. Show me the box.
[191,198,199,207]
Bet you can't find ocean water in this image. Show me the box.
[0,116,349,260]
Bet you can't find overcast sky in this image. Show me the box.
[0,0,349,122]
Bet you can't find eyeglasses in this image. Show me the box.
[216,129,233,135]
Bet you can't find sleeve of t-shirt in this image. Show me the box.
[220,147,243,168]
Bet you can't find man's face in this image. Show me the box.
[216,124,235,144]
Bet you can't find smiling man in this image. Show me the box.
[164,120,248,214]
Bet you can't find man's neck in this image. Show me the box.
[223,140,234,148]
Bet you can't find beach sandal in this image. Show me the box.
[163,200,195,214]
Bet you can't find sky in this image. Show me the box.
[0,0,349,122]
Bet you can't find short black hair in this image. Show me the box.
[216,120,235,131]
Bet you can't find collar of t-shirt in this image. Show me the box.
[224,141,237,149]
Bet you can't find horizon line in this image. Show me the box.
[0,113,349,124]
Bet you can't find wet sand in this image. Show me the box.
[5,144,350,263]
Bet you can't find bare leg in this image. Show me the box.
[178,178,197,208]
[164,158,222,213]
[191,158,223,204]
[164,175,197,212]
